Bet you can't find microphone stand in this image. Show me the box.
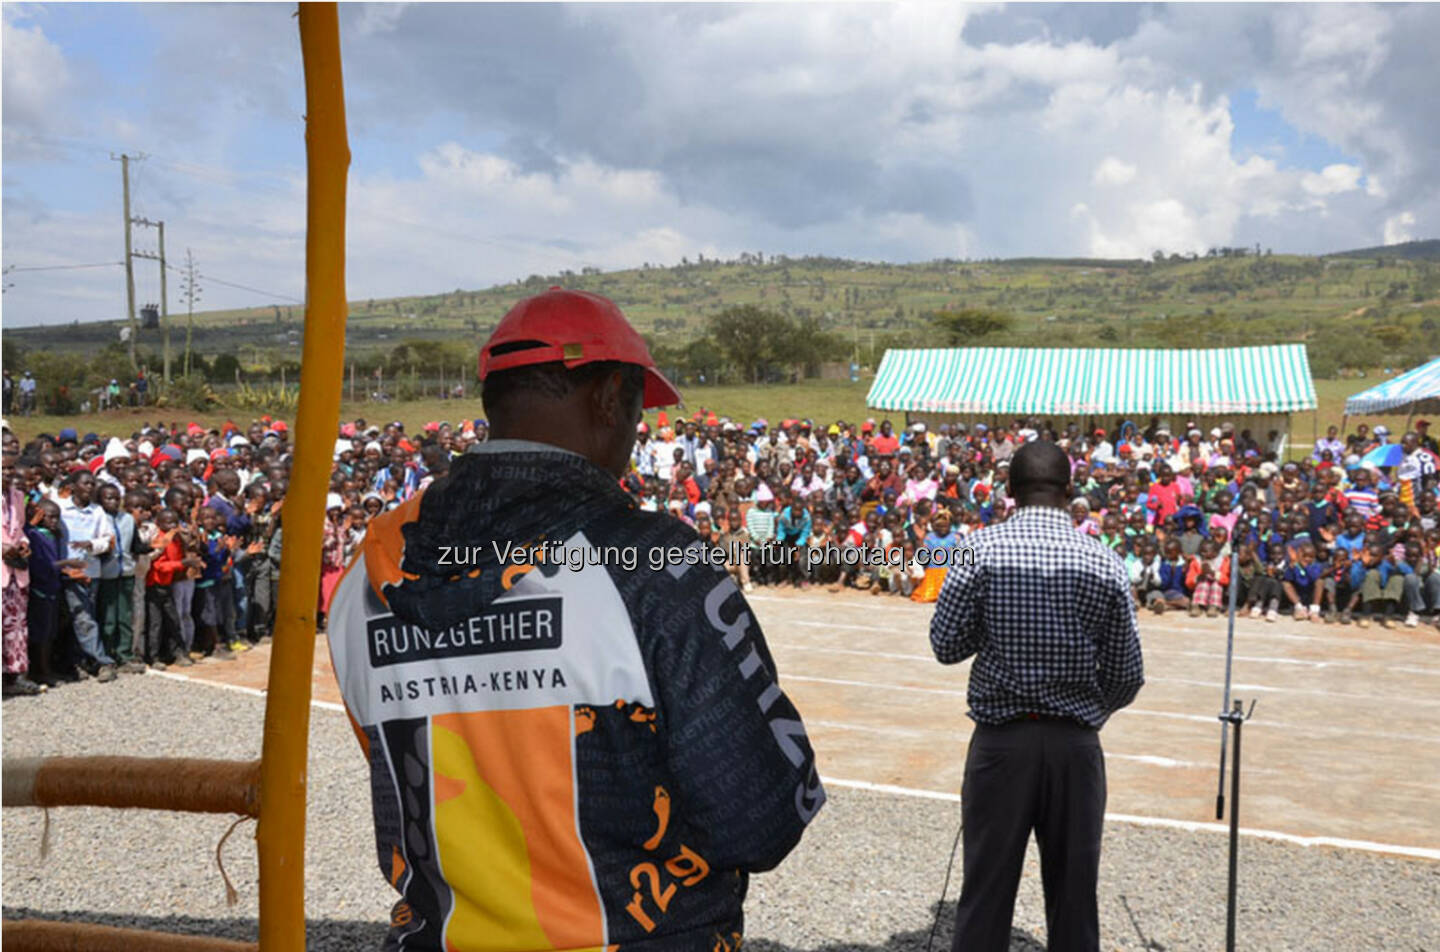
[1213,547,1256,952]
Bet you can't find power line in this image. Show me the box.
[3,262,123,273]
[196,270,303,305]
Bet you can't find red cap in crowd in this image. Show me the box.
[477,288,681,409]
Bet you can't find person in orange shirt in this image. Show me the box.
[143,508,191,668]
[1185,538,1231,617]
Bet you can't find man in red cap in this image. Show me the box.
[329,288,822,952]
[1417,419,1436,455]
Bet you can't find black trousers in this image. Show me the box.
[145,584,182,663]
[952,718,1106,952]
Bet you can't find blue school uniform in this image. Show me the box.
[1283,561,1326,601]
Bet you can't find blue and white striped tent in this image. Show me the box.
[1343,357,1440,416]
[868,345,1316,416]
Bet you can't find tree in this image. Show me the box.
[683,336,724,383]
[709,305,789,383]
[211,353,242,383]
[929,308,1014,345]
[774,316,846,376]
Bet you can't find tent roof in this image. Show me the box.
[1343,357,1440,416]
[866,345,1316,416]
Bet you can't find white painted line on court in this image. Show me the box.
[810,718,932,739]
[1145,647,1333,669]
[786,672,967,697]
[145,668,348,712]
[764,604,1440,654]
[783,673,1440,743]
[1149,624,1440,653]
[1146,675,1440,706]
[783,644,938,663]
[819,776,1440,862]
[808,719,1259,772]
[774,643,1440,707]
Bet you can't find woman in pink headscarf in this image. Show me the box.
[2,451,42,695]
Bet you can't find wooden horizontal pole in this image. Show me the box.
[2,919,258,952]
[2,757,261,817]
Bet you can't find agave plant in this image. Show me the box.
[230,382,301,415]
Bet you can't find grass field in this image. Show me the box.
[4,373,1419,449]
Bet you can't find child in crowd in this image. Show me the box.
[1176,508,1207,557]
[1153,538,1192,613]
[1355,542,1411,629]
[745,486,777,555]
[1282,542,1326,622]
[1127,540,1165,610]
[1321,546,1357,624]
[716,507,752,593]
[126,490,156,663]
[192,506,234,660]
[1099,513,1125,554]
[144,508,189,667]
[1186,539,1230,617]
[25,499,82,685]
[95,483,142,672]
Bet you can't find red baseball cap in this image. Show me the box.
[478,288,681,408]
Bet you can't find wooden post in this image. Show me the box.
[349,361,355,404]
[258,7,349,952]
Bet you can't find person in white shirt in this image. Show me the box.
[58,470,118,681]
[692,434,715,473]
[1091,429,1116,464]
[652,428,678,484]
[17,371,37,415]
[97,438,130,490]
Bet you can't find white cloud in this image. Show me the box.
[1301,164,1363,197]
[2,6,72,153]
[1383,211,1415,246]
[1093,157,1137,187]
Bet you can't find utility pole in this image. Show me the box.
[158,221,170,383]
[181,248,202,377]
[112,153,144,369]
[131,217,170,385]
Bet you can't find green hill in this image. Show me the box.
[7,249,1438,383]
[1328,239,1440,261]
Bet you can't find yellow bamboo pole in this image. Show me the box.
[257,6,349,951]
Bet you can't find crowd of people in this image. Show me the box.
[3,369,156,417]
[2,409,1437,697]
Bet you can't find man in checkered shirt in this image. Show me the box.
[931,439,1144,952]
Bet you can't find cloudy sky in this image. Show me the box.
[3,2,1436,327]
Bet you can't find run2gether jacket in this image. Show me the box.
[329,440,824,952]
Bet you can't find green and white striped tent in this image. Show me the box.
[867,345,1316,417]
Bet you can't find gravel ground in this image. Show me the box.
[4,674,1437,951]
